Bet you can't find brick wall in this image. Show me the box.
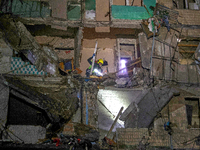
[177,9,200,25]
[150,101,200,149]
[116,128,149,147]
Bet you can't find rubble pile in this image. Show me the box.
[101,67,153,88]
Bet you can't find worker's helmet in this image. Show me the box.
[97,59,104,65]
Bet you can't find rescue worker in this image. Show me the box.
[164,121,173,135]
[85,55,105,77]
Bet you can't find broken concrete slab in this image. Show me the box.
[0,75,79,124]
[0,83,9,130]
[0,14,59,75]
[120,85,180,128]
[2,125,46,144]
[138,32,151,69]
[119,89,150,121]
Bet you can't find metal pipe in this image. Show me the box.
[185,0,188,9]
[86,89,88,125]
[150,30,156,76]
[80,84,83,124]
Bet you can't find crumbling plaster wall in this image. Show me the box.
[35,36,75,60]
[150,91,200,149]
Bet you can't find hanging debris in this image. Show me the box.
[0,14,59,75]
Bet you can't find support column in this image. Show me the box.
[74,27,83,68]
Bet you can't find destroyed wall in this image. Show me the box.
[35,36,75,61]
[15,76,80,121]
[120,85,180,128]
[116,128,149,149]
[177,9,200,37]
[149,89,200,149]
[0,74,82,143]
[0,15,60,76]
[116,87,200,149]
[0,77,49,144]
[139,25,200,84]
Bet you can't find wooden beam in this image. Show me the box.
[178,44,198,47]
[18,17,142,29]
[179,50,195,53]
[106,106,124,138]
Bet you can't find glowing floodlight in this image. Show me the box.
[94,69,103,76]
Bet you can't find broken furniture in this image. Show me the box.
[59,57,82,74]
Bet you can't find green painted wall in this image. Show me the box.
[11,0,50,18]
[85,0,95,10]
[112,0,156,20]
[67,5,81,20]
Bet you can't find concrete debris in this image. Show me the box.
[101,78,116,86]
[0,14,59,75]
[62,122,99,142]
[115,77,130,88]
[103,67,153,88]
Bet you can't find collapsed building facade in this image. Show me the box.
[0,0,200,149]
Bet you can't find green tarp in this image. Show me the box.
[111,0,156,20]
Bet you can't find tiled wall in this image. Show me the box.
[11,57,46,75]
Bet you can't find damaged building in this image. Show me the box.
[0,0,200,149]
